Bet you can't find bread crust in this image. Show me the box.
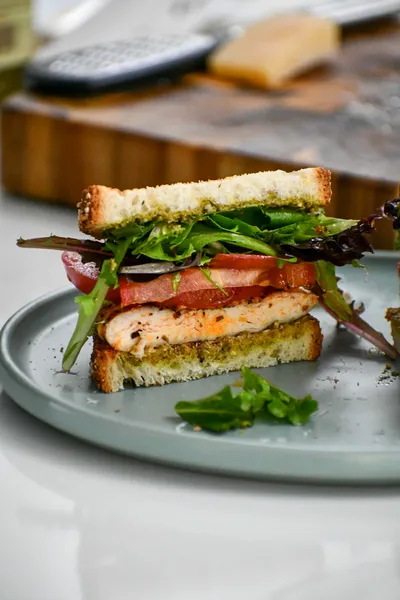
[315,166,331,208]
[78,167,331,238]
[90,315,323,393]
[78,185,104,236]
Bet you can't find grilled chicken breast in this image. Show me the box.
[102,290,318,357]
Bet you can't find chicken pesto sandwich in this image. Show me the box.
[18,167,396,392]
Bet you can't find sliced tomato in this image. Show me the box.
[161,285,268,309]
[120,268,267,307]
[281,262,316,289]
[209,254,280,269]
[120,263,315,307]
[61,251,121,303]
[63,251,316,310]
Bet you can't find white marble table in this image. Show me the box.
[1,190,400,600]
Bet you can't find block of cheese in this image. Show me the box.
[208,13,340,89]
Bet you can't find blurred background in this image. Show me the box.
[1,0,400,247]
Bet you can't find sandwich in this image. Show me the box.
[18,167,396,392]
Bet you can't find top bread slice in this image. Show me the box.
[78,167,331,238]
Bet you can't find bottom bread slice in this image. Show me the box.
[91,315,323,393]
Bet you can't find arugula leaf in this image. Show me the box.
[225,207,317,230]
[171,272,182,295]
[277,257,297,268]
[132,222,194,261]
[199,254,213,266]
[180,224,278,256]
[261,208,312,229]
[241,366,270,394]
[175,386,254,432]
[207,213,261,237]
[315,260,352,321]
[320,217,359,236]
[287,397,319,425]
[351,260,366,269]
[263,216,358,245]
[204,212,356,250]
[62,237,132,371]
[174,367,319,432]
[200,267,229,296]
[110,222,152,239]
[241,367,318,425]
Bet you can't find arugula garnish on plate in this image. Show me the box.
[175,367,318,432]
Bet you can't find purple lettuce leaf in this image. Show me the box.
[314,260,397,359]
[319,295,397,359]
[282,216,376,266]
[17,236,112,262]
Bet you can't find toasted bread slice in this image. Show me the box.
[79,167,331,238]
[91,315,323,393]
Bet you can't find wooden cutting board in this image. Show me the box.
[2,21,400,248]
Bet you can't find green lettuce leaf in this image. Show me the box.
[106,209,358,264]
[175,385,254,432]
[131,220,278,259]
[200,267,229,295]
[207,213,262,237]
[132,222,194,261]
[262,216,358,245]
[261,208,312,229]
[171,272,182,295]
[175,367,318,432]
[221,207,315,230]
[62,237,133,371]
[314,260,352,321]
[241,367,318,426]
[109,222,152,240]
[179,224,278,256]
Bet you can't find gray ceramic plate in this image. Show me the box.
[1,252,399,484]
